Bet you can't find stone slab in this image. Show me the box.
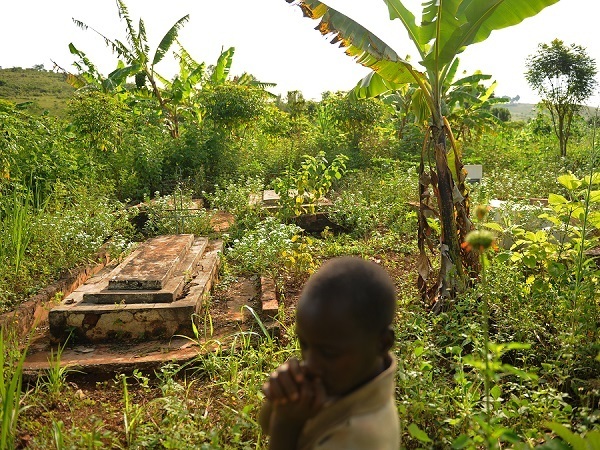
[84,237,207,304]
[260,276,278,320]
[262,189,281,206]
[25,269,285,375]
[108,234,194,290]
[49,239,222,343]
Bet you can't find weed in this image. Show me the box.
[0,328,28,450]
[39,339,81,403]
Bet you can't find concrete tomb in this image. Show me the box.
[49,234,222,343]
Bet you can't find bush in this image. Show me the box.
[225,217,304,276]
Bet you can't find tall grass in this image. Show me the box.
[0,187,36,275]
[0,328,28,449]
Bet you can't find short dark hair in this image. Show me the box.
[298,257,396,335]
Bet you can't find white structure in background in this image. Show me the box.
[464,164,483,183]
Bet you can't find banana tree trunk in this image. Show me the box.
[434,122,464,287]
[418,114,475,312]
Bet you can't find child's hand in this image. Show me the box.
[272,375,325,427]
[262,357,305,405]
[261,366,326,450]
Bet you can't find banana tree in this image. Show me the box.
[442,62,509,141]
[162,45,276,127]
[73,0,189,137]
[286,0,559,309]
[66,43,140,98]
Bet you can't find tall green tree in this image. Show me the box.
[72,0,189,137]
[286,0,559,308]
[525,39,597,157]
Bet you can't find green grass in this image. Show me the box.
[0,67,75,116]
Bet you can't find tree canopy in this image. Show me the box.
[525,39,597,157]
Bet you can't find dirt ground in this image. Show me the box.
[16,245,417,448]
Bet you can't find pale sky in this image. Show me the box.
[2,0,599,106]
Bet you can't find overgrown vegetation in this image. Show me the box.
[0,1,598,448]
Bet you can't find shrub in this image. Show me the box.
[225,217,304,276]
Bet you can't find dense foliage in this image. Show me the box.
[1,75,598,447]
[0,2,598,447]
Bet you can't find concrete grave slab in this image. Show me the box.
[108,234,194,290]
[49,237,222,343]
[83,237,207,304]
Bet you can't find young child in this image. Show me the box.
[260,256,399,449]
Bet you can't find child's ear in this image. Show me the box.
[379,327,394,352]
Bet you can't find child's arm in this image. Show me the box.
[261,358,325,449]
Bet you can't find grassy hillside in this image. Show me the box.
[503,101,598,122]
[503,102,537,121]
[0,67,75,116]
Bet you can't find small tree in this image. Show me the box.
[525,39,597,157]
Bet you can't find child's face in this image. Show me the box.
[296,298,385,397]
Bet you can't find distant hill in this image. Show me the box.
[502,101,598,122]
[0,67,75,116]
[503,102,537,121]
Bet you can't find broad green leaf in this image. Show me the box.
[490,385,502,399]
[548,193,568,205]
[582,172,600,186]
[480,80,498,102]
[451,72,492,86]
[544,422,588,450]
[152,15,190,66]
[452,434,470,449]
[495,252,510,263]
[383,0,425,54]
[104,63,139,90]
[289,0,419,86]
[408,423,432,443]
[445,56,461,84]
[352,71,406,99]
[464,0,560,45]
[420,0,463,70]
[587,211,600,227]
[212,47,235,85]
[588,190,600,203]
[548,261,566,278]
[432,0,560,69]
[558,173,582,190]
[503,342,531,351]
[586,431,600,450]
[482,222,503,232]
[523,255,537,269]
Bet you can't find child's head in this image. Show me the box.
[295,256,396,396]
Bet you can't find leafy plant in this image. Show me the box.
[40,339,81,403]
[535,422,600,449]
[272,151,348,217]
[120,370,150,446]
[0,186,38,275]
[225,217,304,276]
[508,173,600,303]
[281,234,319,276]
